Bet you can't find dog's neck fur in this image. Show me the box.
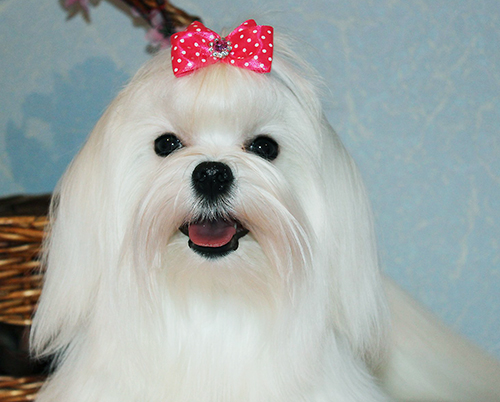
[55,258,336,401]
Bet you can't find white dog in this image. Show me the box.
[31,21,500,401]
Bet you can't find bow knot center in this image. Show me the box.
[209,38,232,59]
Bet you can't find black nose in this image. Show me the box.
[192,161,234,201]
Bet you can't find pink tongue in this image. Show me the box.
[188,220,237,248]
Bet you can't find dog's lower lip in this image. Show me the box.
[179,219,248,258]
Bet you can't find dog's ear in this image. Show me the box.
[319,128,389,366]
[272,44,389,367]
[30,105,121,357]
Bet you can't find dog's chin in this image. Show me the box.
[179,217,249,259]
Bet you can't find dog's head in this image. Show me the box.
[32,34,388,367]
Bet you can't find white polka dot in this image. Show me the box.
[243,48,247,52]
[188,33,192,37]
[202,59,206,62]
[269,43,273,47]
[262,49,267,53]
[260,63,264,68]
[173,46,178,50]
[244,62,249,66]
[194,42,199,47]
[267,30,272,34]
[247,38,251,43]
[174,68,178,72]
[202,39,206,43]
[255,43,259,47]
[196,52,200,56]
[187,62,193,66]
[209,35,214,40]
[261,36,266,40]
[177,58,182,63]
[181,50,186,54]
[254,55,259,59]
[230,60,235,64]
[253,29,257,33]
[180,39,185,43]
[196,28,201,32]
[268,57,272,61]
[240,34,244,39]
[234,44,239,48]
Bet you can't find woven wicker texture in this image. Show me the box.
[0,195,50,400]
[0,376,45,402]
[0,216,47,327]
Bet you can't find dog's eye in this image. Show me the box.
[154,133,183,157]
[246,136,279,161]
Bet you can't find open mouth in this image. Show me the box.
[179,217,249,258]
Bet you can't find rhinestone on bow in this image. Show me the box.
[209,38,232,58]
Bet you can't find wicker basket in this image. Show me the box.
[0,376,46,402]
[0,195,50,401]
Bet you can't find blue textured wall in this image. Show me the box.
[1,0,499,359]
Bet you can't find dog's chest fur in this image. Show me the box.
[59,291,329,402]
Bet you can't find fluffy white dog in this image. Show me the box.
[31,21,500,402]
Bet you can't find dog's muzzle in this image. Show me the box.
[179,161,249,258]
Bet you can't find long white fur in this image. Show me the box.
[30,33,500,402]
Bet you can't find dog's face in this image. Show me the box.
[88,57,329,303]
[33,44,388,365]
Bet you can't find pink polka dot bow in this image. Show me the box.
[170,20,274,77]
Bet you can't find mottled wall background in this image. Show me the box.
[1,0,499,359]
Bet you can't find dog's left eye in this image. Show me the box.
[246,136,279,161]
[154,133,183,157]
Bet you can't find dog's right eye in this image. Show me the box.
[154,133,183,157]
